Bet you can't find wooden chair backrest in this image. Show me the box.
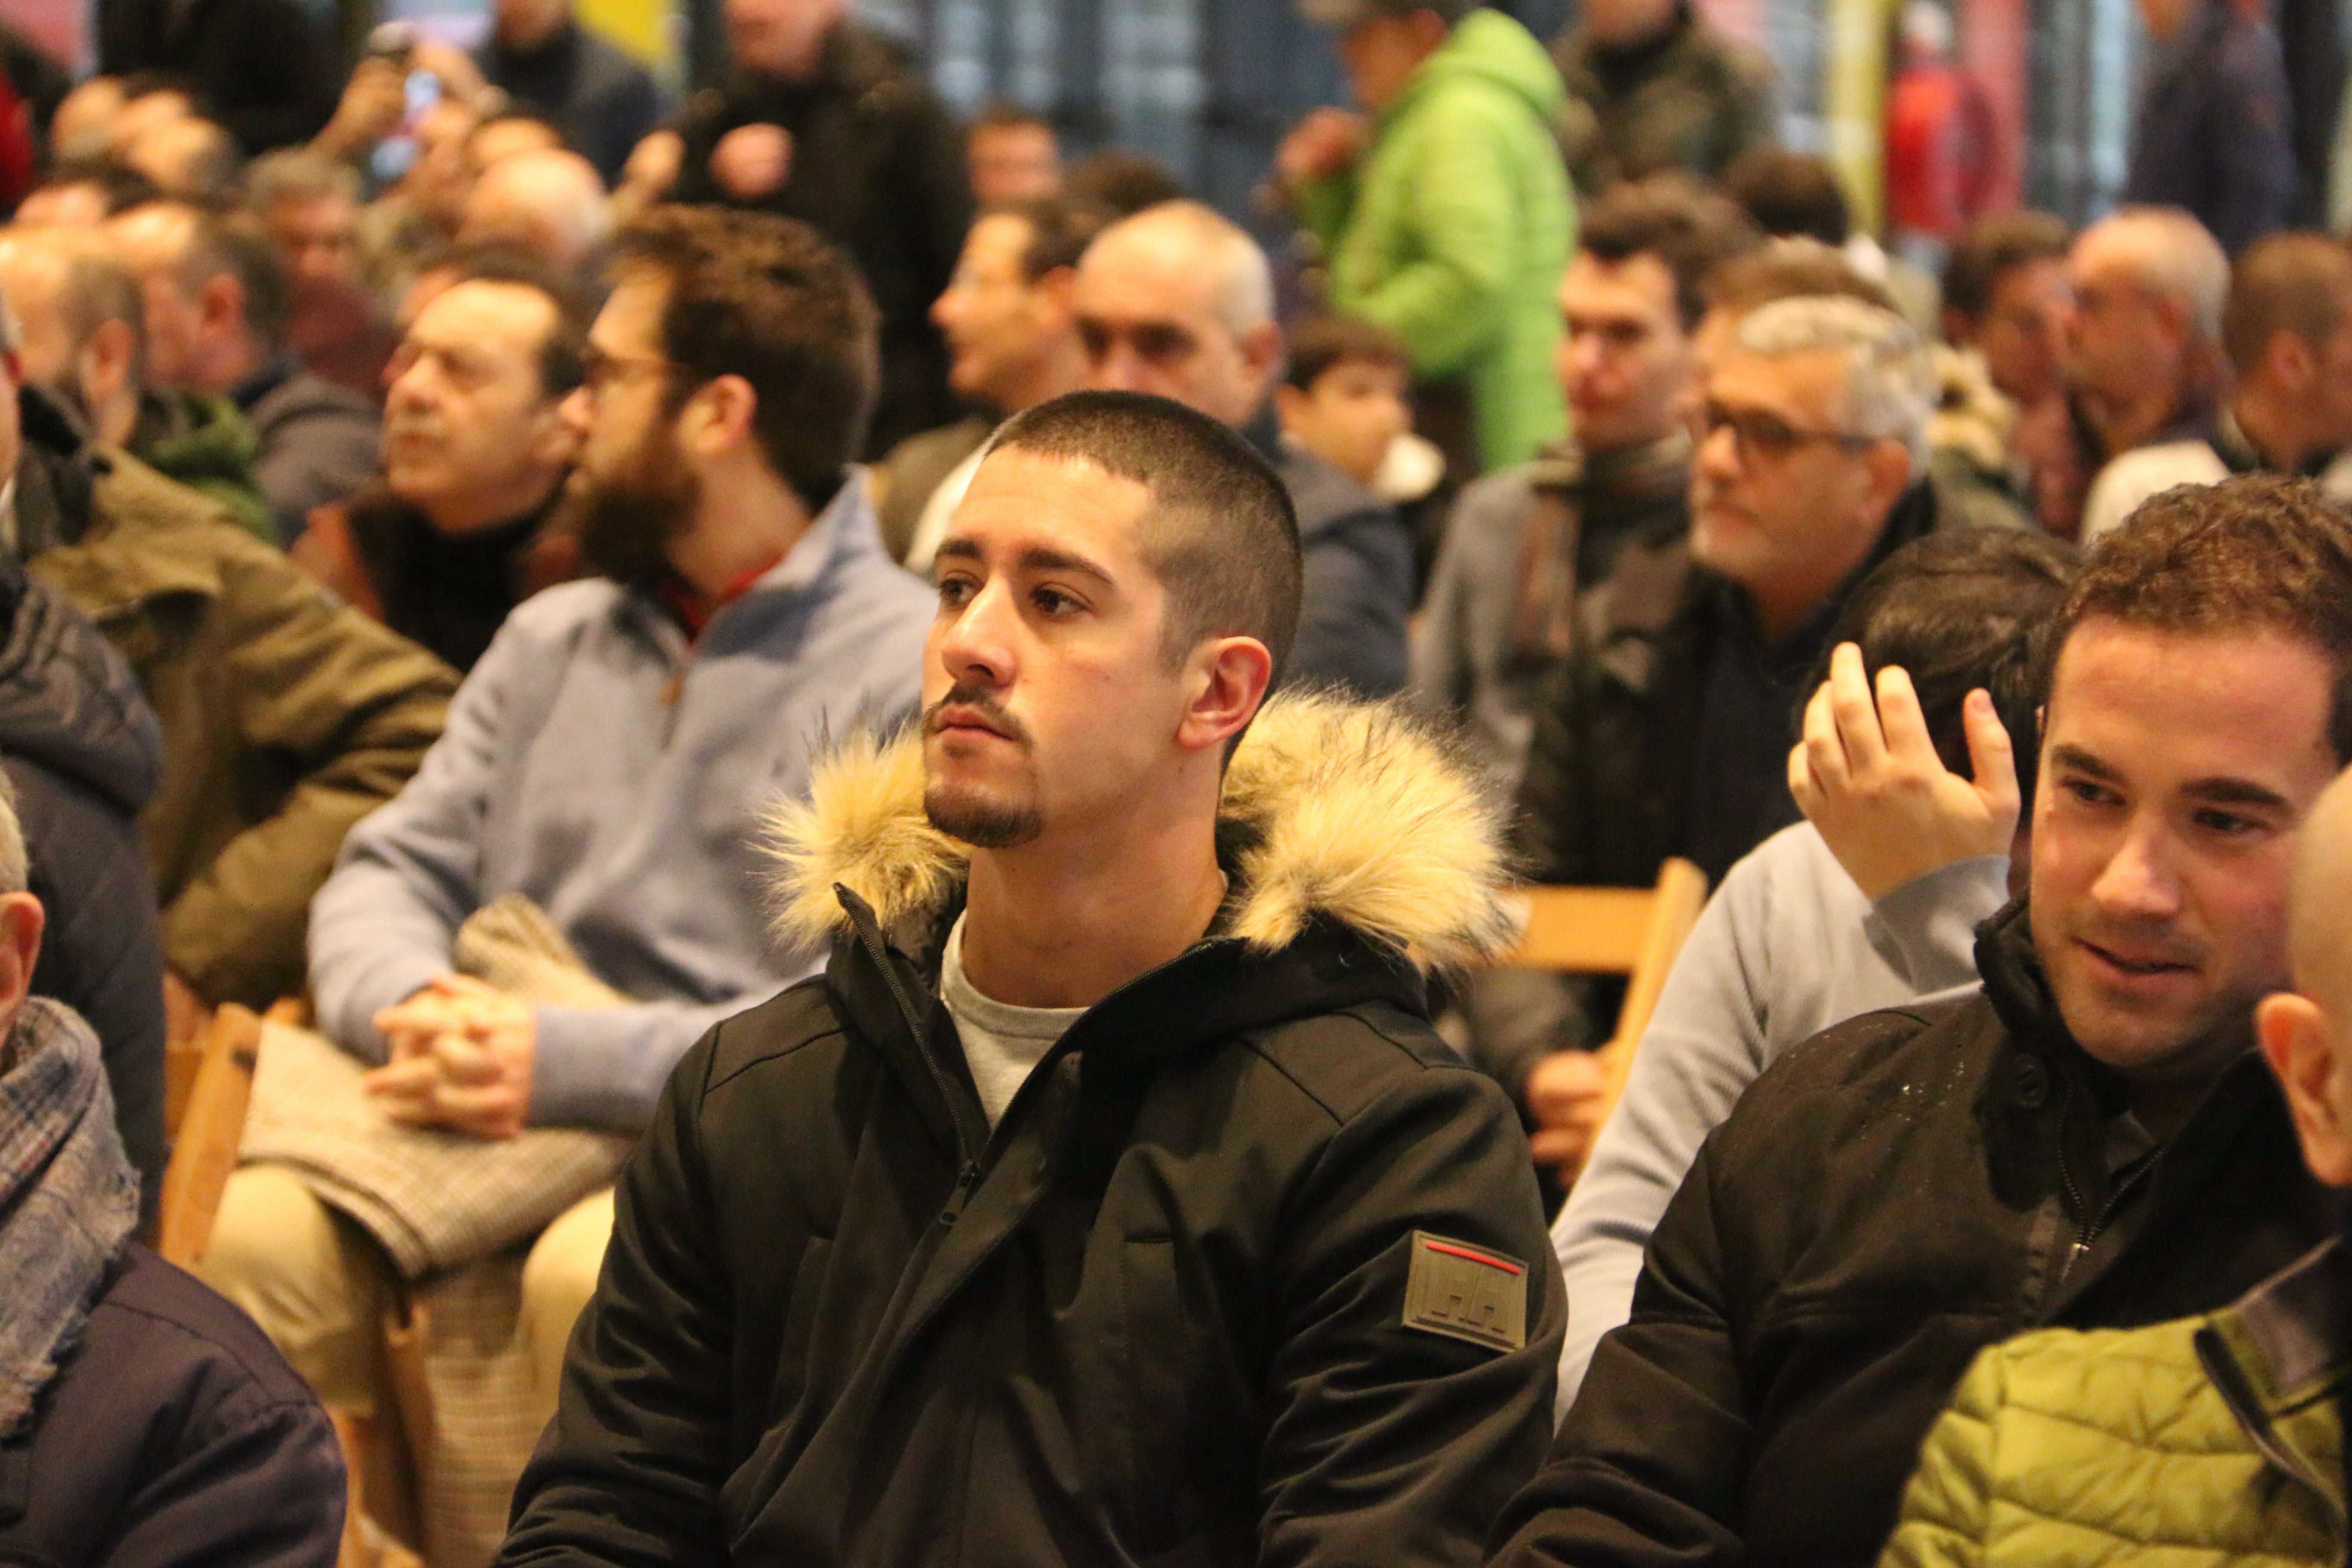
[1502,857,1709,1123]
[155,1002,263,1271]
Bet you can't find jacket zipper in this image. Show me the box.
[2051,1074,2161,1286]
[847,904,983,1218]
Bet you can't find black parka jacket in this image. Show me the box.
[1488,901,2331,1568]
[499,696,1564,1568]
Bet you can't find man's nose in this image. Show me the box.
[2088,818,2184,922]
[1090,341,1149,392]
[937,577,1018,684]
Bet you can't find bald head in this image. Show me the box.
[2289,767,2352,1019]
[1073,200,1282,429]
[459,149,613,275]
[2073,207,2229,341]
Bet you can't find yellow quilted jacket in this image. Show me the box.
[1883,1243,2349,1567]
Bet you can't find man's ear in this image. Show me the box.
[1035,264,1078,322]
[197,271,245,340]
[2264,328,2319,395]
[0,893,46,1032]
[529,381,588,469]
[679,372,758,461]
[1272,381,1310,435]
[1176,635,1274,757]
[2259,991,2352,1186]
[1861,438,1916,518]
[81,317,136,409]
[1239,321,1286,406]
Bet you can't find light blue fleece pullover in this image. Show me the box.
[307,476,934,1132]
[1550,821,2010,1421]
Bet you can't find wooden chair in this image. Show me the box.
[1499,858,1710,1169]
[155,1001,265,1271]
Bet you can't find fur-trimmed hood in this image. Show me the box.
[767,691,1517,971]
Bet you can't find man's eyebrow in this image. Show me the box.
[2182,777,2296,812]
[2047,743,2119,781]
[1019,545,1115,584]
[928,539,1116,585]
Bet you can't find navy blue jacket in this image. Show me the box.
[0,557,168,1220]
[0,1245,344,1567]
[2125,0,2296,253]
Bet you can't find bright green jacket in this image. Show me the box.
[1883,1243,2349,1568]
[1297,9,1572,473]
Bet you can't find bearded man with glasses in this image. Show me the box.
[1515,293,1963,896]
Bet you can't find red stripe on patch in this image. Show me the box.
[1422,1239,1522,1275]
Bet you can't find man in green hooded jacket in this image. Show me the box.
[1281,0,1573,476]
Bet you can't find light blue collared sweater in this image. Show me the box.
[307,476,934,1131]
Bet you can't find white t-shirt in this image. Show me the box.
[2079,440,2231,543]
[940,915,1087,1127]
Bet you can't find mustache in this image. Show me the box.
[923,683,1031,746]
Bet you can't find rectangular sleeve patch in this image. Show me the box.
[1402,1231,1528,1352]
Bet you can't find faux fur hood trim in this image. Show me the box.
[766,691,1517,971]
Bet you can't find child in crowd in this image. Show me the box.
[1275,312,1416,491]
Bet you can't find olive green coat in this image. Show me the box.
[1296,9,1573,474]
[25,449,456,1008]
[1883,1243,2349,1568]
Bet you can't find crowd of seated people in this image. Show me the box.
[5,0,2352,1565]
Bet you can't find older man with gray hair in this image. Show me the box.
[1516,292,1952,900]
[1074,199,1416,694]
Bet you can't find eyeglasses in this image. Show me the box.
[579,344,691,396]
[1693,398,1877,463]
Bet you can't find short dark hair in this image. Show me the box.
[1282,313,1410,391]
[1820,528,2079,805]
[2221,231,2352,377]
[1942,209,2071,321]
[1721,149,1852,247]
[27,159,159,217]
[2066,473,2352,763]
[969,100,1053,137]
[140,199,290,355]
[1063,148,1188,218]
[1580,174,1764,330]
[426,243,593,398]
[118,71,198,110]
[989,390,1304,679]
[988,193,1116,282]
[1703,237,1896,315]
[612,207,879,510]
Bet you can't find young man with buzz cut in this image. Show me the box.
[497,389,1564,1566]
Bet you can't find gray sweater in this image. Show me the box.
[307,477,933,1132]
[1550,821,2009,1418]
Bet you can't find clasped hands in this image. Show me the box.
[362,975,536,1141]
